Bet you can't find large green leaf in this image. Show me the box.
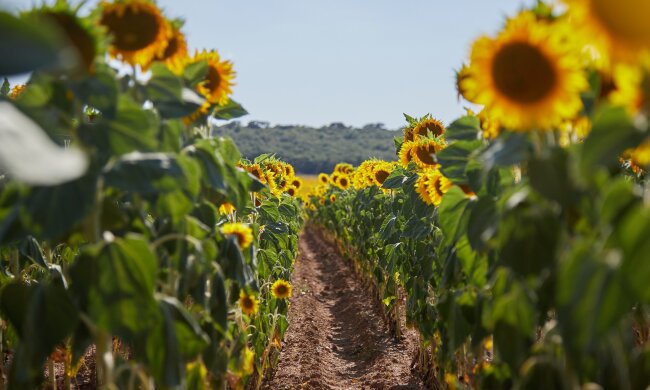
[70,234,159,337]
[437,140,483,183]
[445,115,481,141]
[103,152,189,196]
[0,12,62,75]
[438,186,472,246]
[580,105,647,175]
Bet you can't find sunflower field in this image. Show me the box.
[0,1,306,389]
[308,1,650,389]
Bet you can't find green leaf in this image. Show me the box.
[0,12,62,75]
[382,168,407,189]
[445,115,480,141]
[71,63,119,118]
[466,197,497,252]
[498,189,561,276]
[528,147,578,208]
[145,64,204,119]
[438,186,472,246]
[184,60,209,88]
[212,99,248,120]
[479,132,531,171]
[21,172,97,240]
[580,105,647,174]
[437,140,483,183]
[70,234,159,338]
[19,236,47,268]
[0,281,78,389]
[103,152,189,196]
[0,102,89,185]
[1,78,10,96]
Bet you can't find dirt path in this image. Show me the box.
[264,225,425,390]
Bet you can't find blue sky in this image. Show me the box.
[4,0,534,129]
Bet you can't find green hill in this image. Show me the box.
[211,121,399,174]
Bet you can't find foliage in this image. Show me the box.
[0,2,302,389]
[309,2,650,389]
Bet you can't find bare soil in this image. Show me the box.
[263,225,424,390]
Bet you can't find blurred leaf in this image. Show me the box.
[212,99,248,120]
[529,147,578,208]
[445,115,480,141]
[0,102,88,185]
[103,152,188,196]
[438,186,472,246]
[0,12,62,75]
[437,140,483,183]
[479,132,531,171]
[580,105,647,174]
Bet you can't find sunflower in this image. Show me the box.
[606,64,647,115]
[271,280,292,299]
[99,0,171,67]
[330,194,337,203]
[336,175,351,190]
[403,125,415,142]
[624,138,650,174]
[318,173,329,184]
[291,177,303,189]
[218,202,235,215]
[411,118,446,141]
[334,163,354,175]
[9,84,26,100]
[412,139,445,169]
[478,109,500,140]
[152,22,188,72]
[283,163,295,177]
[426,169,453,206]
[461,11,588,131]
[415,173,434,205]
[399,141,416,168]
[456,64,475,102]
[415,169,452,206]
[222,223,253,249]
[286,186,297,197]
[187,49,235,106]
[564,0,650,65]
[239,290,259,316]
[372,161,393,186]
[246,163,266,184]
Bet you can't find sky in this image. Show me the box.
[4,0,535,129]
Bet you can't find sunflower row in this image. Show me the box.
[309,1,650,388]
[0,1,302,389]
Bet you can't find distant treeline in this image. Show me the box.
[211,121,399,174]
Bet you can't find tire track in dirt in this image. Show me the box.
[264,225,424,390]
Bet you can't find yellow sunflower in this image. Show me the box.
[283,163,295,177]
[291,177,303,190]
[477,109,500,140]
[318,173,329,184]
[222,223,253,249]
[188,49,235,106]
[334,163,354,174]
[564,0,650,66]
[411,118,446,141]
[286,186,297,197]
[426,169,453,206]
[372,162,394,186]
[336,175,351,190]
[403,125,415,142]
[152,22,188,72]
[606,64,647,115]
[218,202,235,216]
[415,173,434,205]
[271,280,292,299]
[9,84,27,100]
[461,11,588,131]
[624,138,650,174]
[399,141,416,168]
[412,139,445,169]
[238,290,259,316]
[99,0,171,67]
[330,194,337,203]
[456,64,475,102]
[247,163,266,184]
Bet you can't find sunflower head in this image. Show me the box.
[336,175,350,190]
[334,163,354,175]
[286,186,297,197]
[283,163,295,177]
[399,141,416,168]
[415,173,434,205]
[412,139,445,169]
[372,161,394,186]
[9,84,27,100]
[218,202,235,216]
[99,0,171,67]
[318,173,329,184]
[415,169,453,206]
[246,163,266,184]
[238,289,259,316]
[461,11,588,131]
[330,194,337,203]
[565,0,650,66]
[188,49,235,106]
[222,223,253,249]
[152,21,188,72]
[624,138,650,174]
[271,280,292,299]
[412,118,446,141]
[291,178,303,189]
